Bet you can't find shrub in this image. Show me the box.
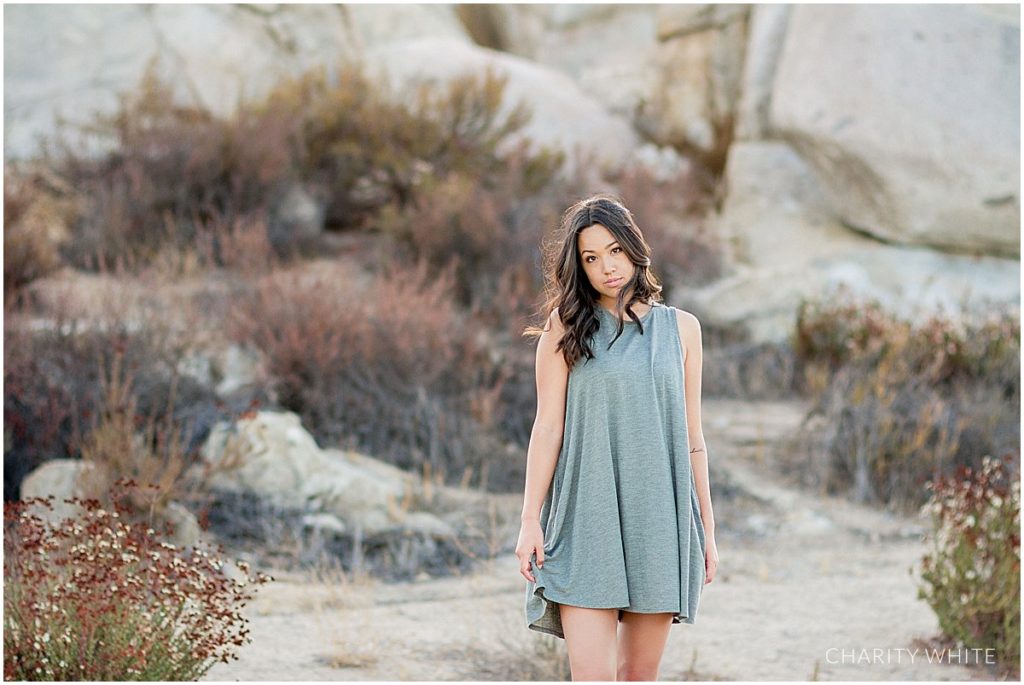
[3,168,67,305]
[43,54,560,274]
[3,480,272,680]
[282,60,547,227]
[793,290,1020,397]
[375,136,563,312]
[914,454,1020,672]
[226,256,520,490]
[45,56,296,271]
[75,343,193,520]
[3,280,221,503]
[790,290,1020,511]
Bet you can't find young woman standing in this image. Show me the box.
[517,194,718,681]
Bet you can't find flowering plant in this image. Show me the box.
[916,454,1020,671]
[4,479,272,680]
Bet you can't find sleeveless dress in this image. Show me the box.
[524,301,707,640]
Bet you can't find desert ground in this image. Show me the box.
[204,399,994,681]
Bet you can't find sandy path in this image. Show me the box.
[204,400,999,681]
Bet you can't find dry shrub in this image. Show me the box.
[281,60,541,227]
[74,345,193,520]
[701,340,799,400]
[375,135,567,328]
[789,289,1020,511]
[44,57,297,271]
[43,54,554,274]
[226,256,519,489]
[3,168,70,304]
[3,265,222,503]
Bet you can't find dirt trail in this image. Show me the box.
[205,399,997,681]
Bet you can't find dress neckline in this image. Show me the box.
[598,301,659,325]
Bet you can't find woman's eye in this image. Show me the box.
[612,247,622,254]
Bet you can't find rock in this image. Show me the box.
[628,142,692,183]
[177,351,214,388]
[197,411,417,537]
[656,4,750,40]
[215,344,266,397]
[4,4,470,160]
[19,459,96,524]
[301,512,347,535]
[19,458,203,548]
[162,501,203,548]
[734,4,792,141]
[699,141,1020,342]
[398,511,457,539]
[770,4,1020,257]
[361,36,641,179]
[642,5,749,153]
[268,183,324,249]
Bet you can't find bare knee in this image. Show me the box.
[616,660,660,681]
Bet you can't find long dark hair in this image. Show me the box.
[525,193,663,372]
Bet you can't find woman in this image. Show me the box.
[517,194,718,681]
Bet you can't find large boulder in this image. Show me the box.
[697,141,1020,342]
[360,36,641,178]
[734,4,792,141]
[195,410,461,538]
[3,4,469,159]
[769,4,1020,257]
[460,4,750,158]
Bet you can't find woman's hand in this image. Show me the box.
[704,531,719,584]
[516,519,546,583]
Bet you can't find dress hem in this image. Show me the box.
[528,585,694,640]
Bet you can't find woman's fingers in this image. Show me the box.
[521,559,535,583]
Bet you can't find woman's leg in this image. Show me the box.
[616,611,674,681]
[559,604,619,681]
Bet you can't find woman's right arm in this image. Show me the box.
[516,308,569,582]
[521,307,570,523]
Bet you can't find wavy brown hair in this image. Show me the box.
[524,193,664,373]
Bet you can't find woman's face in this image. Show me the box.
[577,223,636,306]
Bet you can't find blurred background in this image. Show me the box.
[3,3,1020,681]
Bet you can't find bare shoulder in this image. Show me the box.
[547,306,566,335]
[670,306,701,332]
[670,306,702,361]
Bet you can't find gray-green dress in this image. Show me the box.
[525,301,707,640]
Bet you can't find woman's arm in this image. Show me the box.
[675,309,716,537]
[521,308,570,522]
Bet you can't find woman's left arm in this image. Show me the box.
[676,308,718,582]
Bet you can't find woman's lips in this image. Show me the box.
[605,277,623,286]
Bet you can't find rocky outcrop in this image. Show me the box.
[5,4,1019,343]
[18,411,508,578]
[192,410,488,541]
[768,5,1020,257]
[3,4,469,159]
[699,141,1020,342]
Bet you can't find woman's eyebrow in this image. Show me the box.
[581,241,619,255]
